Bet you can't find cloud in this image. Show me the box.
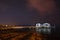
[27,0,56,15]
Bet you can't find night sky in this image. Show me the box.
[0,0,60,26]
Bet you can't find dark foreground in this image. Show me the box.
[0,28,58,40]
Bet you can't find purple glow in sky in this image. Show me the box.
[0,0,60,25]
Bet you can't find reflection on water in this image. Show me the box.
[0,28,49,40]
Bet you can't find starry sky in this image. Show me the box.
[0,0,60,26]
